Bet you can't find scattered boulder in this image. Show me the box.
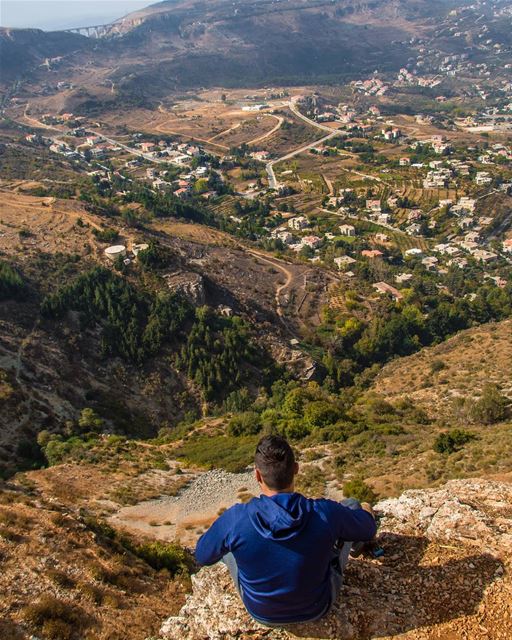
[160,480,512,640]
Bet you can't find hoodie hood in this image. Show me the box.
[247,493,313,541]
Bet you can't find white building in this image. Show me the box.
[288,216,309,231]
[339,224,356,237]
[334,256,357,270]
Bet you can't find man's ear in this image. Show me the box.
[294,462,299,476]
[255,467,263,484]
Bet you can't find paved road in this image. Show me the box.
[94,133,172,165]
[264,97,344,190]
[266,129,341,190]
[288,97,337,134]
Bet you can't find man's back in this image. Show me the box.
[195,492,376,624]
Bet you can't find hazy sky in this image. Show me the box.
[0,1,154,31]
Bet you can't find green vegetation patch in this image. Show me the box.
[0,260,26,300]
[174,433,259,473]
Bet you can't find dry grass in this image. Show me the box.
[0,489,188,640]
[373,320,512,418]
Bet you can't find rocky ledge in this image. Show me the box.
[160,479,512,640]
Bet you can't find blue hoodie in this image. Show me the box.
[195,493,377,624]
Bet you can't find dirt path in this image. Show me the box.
[323,173,334,196]
[208,122,241,142]
[245,248,293,317]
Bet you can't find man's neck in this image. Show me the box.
[261,485,295,497]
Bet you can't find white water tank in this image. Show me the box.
[105,245,126,261]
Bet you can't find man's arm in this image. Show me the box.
[327,500,377,542]
[195,509,235,566]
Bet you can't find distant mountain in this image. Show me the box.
[0,28,87,83]
[0,0,468,93]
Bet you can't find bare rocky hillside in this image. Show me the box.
[372,319,512,419]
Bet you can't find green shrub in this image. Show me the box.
[175,434,258,472]
[92,227,119,243]
[0,260,25,300]
[343,478,377,504]
[469,385,509,425]
[228,412,262,436]
[430,359,446,373]
[133,541,195,575]
[303,401,342,429]
[434,429,476,454]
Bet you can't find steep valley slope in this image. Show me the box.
[0,185,331,477]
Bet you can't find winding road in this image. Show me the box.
[264,98,344,190]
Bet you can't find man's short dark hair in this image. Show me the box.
[255,435,296,490]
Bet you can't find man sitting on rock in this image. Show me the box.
[195,435,377,626]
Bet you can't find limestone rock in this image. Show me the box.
[165,272,206,306]
[160,480,512,640]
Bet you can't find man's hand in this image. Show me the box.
[360,502,375,519]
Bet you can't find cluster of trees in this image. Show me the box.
[222,380,422,444]
[319,281,512,390]
[41,267,192,365]
[92,227,119,243]
[40,268,273,402]
[219,199,271,240]
[83,174,216,227]
[176,307,262,401]
[0,260,25,300]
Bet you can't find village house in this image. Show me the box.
[85,136,101,146]
[334,256,357,270]
[173,188,190,199]
[458,197,477,212]
[366,200,382,213]
[395,273,413,284]
[408,211,422,224]
[362,249,383,259]
[406,223,421,236]
[374,233,389,243]
[250,151,270,161]
[473,249,498,263]
[399,157,411,166]
[373,282,403,301]
[139,142,155,153]
[339,224,356,237]
[405,247,423,257]
[277,231,294,245]
[502,239,512,254]
[288,216,309,231]
[448,257,468,269]
[422,256,439,271]
[475,171,492,186]
[465,231,481,244]
[485,275,507,288]
[459,217,474,230]
[302,236,322,249]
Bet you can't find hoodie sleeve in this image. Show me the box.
[323,500,377,542]
[195,507,238,566]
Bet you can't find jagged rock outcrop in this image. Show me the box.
[160,480,512,640]
[165,272,206,306]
